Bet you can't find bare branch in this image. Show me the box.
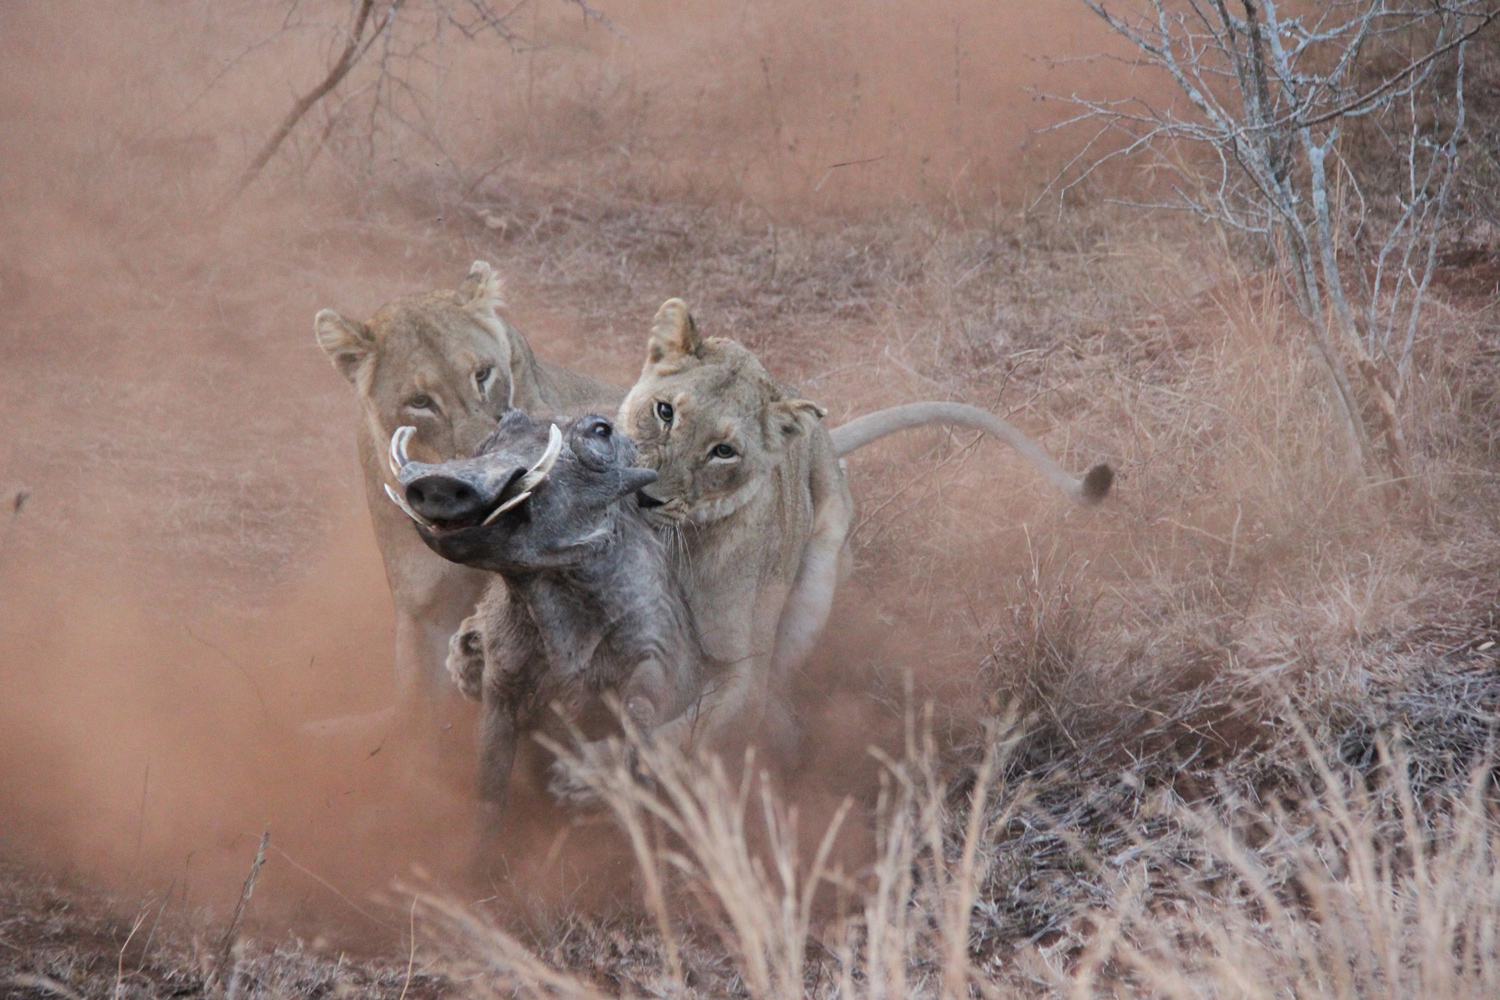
[234,0,389,196]
[1054,0,1491,481]
[231,0,570,199]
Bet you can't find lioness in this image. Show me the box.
[622,299,1111,757]
[313,262,619,739]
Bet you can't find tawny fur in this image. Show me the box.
[618,298,1111,760]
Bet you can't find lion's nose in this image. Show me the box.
[405,474,486,522]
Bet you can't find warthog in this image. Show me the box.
[312,262,619,750]
[386,410,712,817]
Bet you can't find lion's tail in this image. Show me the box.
[829,401,1113,503]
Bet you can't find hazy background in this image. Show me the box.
[0,0,1279,952]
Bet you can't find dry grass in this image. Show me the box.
[7,167,1498,996]
[0,858,442,999]
[408,704,1500,998]
[363,145,1500,997]
[4,4,1500,996]
[6,167,1497,992]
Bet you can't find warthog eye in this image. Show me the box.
[589,417,612,438]
[709,443,737,460]
[655,400,674,427]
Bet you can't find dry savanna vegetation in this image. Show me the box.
[1,1,1498,997]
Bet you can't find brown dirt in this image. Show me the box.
[0,0,1131,957]
[3,2,1497,996]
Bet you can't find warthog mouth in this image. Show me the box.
[382,423,562,534]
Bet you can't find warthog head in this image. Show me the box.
[386,409,658,573]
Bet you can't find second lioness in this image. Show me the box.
[623,299,1113,759]
[388,410,709,811]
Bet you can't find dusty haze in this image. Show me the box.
[0,0,1139,945]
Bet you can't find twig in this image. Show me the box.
[8,975,83,1000]
[1294,10,1497,130]
[184,626,271,721]
[133,762,150,878]
[232,0,387,197]
[269,844,397,929]
[814,155,888,192]
[113,910,148,1000]
[398,896,418,1000]
[211,830,270,991]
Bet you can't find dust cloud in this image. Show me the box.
[0,0,1135,943]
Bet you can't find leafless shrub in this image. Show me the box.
[1047,0,1497,484]
[233,0,611,197]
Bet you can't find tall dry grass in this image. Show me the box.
[3,4,1497,995]
[412,706,1500,998]
[387,186,1500,995]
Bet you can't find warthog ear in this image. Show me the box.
[646,298,702,365]
[617,466,659,499]
[314,309,374,384]
[461,260,506,317]
[768,398,827,438]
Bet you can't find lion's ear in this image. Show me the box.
[460,260,506,317]
[314,309,374,384]
[768,397,827,437]
[646,298,701,365]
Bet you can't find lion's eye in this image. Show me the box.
[655,400,674,426]
[406,394,435,411]
[474,366,494,392]
[710,443,737,460]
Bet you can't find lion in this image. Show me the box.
[312,261,620,742]
[620,298,1112,758]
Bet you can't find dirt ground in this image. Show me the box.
[3,2,1498,997]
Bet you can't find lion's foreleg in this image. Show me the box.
[643,651,771,759]
[394,611,458,716]
[394,610,475,783]
[476,694,518,839]
[771,465,854,676]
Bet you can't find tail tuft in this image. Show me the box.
[1081,463,1114,503]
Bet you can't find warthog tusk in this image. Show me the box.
[389,425,416,478]
[518,423,562,492]
[383,482,435,530]
[481,489,532,525]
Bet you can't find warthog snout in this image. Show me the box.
[405,473,495,523]
[387,422,563,533]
